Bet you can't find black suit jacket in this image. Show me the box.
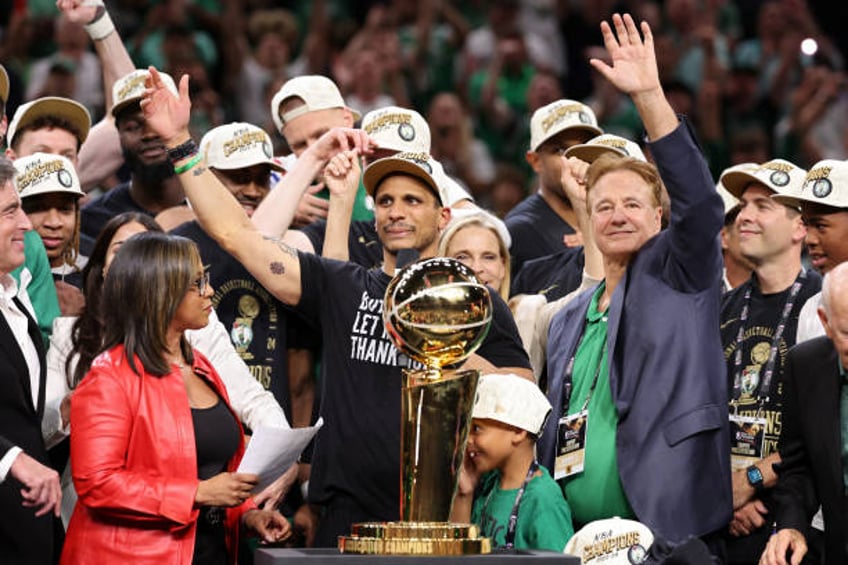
[0,296,61,564]
[775,337,848,564]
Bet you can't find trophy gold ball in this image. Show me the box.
[383,256,493,371]
[339,256,494,555]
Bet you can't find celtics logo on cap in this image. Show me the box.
[769,170,790,187]
[398,123,415,142]
[262,140,272,158]
[57,168,73,188]
[812,178,833,198]
[628,544,648,564]
[401,153,432,174]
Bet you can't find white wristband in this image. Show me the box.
[84,10,115,41]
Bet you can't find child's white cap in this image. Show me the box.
[472,374,551,436]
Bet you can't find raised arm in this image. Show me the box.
[321,149,361,260]
[59,0,136,192]
[140,68,304,306]
[589,14,677,141]
[251,127,372,252]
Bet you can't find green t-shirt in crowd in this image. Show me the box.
[560,283,635,526]
[11,231,61,346]
[471,465,574,552]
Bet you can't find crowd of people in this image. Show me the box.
[1,0,848,564]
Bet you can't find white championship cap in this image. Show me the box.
[13,152,84,199]
[564,133,647,163]
[715,163,756,215]
[772,159,848,210]
[363,152,448,206]
[564,518,654,563]
[7,97,91,147]
[200,122,286,172]
[270,75,361,132]
[529,99,602,152]
[112,69,178,118]
[719,158,807,201]
[361,106,431,154]
[472,373,551,435]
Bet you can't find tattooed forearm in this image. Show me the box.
[192,165,208,176]
[270,261,286,274]
[262,235,298,259]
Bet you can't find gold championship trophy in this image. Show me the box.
[338,257,493,555]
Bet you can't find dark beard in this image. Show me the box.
[123,147,175,186]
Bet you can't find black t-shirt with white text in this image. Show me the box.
[295,251,531,522]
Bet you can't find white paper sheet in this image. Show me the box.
[238,418,323,492]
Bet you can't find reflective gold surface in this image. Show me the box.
[350,522,480,539]
[340,257,493,555]
[383,257,492,369]
[400,368,478,522]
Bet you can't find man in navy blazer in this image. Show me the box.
[760,263,848,565]
[538,13,732,549]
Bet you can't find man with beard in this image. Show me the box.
[505,98,601,278]
[79,69,183,251]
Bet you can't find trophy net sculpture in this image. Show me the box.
[338,256,493,555]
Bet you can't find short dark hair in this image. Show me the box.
[11,115,84,150]
[100,231,201,377]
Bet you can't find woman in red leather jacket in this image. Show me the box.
[61,232,290,564]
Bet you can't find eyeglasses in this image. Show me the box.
[192,268,211,295]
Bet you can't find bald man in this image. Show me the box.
[761,262,848,565]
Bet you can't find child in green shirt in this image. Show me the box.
[451,373,574,552]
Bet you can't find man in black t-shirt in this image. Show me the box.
[296,152,532,546]
[143,70,531,548]
[171,122,304,420]
[505,99,601,277]
[718,159,821,564]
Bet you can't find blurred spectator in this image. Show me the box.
[427,92,494,198]
[226,9,299,126]
[468,30,536,164]
[393,0,469,111]
[342,46,398,117]
[25,14,103,118]
[131,0,219,75]
[463,0,557,77]
[167,55,225,141]
[489,163,528,219]
[661,0,731,93]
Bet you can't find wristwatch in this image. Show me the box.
[746,464,765,495]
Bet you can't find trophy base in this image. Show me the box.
[338,522,491,555]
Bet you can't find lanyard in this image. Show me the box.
[731,271,806,410]
[482,460,539,549]
[562,341,608,414]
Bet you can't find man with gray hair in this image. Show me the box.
[0,156,63,562]
[760,261,848,565]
